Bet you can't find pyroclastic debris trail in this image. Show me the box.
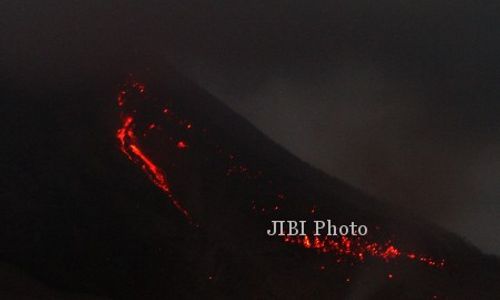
[115,77,445,273]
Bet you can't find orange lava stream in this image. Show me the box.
[115,78,445,271]
[116,96,191,220]
[283,235,445,268]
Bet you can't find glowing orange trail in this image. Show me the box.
[115,78,445,272]
[116,86,191,220]
[282,235,444,268]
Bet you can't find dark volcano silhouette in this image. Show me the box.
[1,65,499,299]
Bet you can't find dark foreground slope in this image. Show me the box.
[1,66,499,299]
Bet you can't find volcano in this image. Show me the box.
[1,66,499,299]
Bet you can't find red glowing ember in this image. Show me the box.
[176,140,188,149]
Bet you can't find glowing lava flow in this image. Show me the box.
[115,78,445,271]
[282,235,444,268]
[116,86,191,220]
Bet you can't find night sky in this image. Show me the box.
[2,1,499,254]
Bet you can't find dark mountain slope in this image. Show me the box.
[1,66,498,299]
